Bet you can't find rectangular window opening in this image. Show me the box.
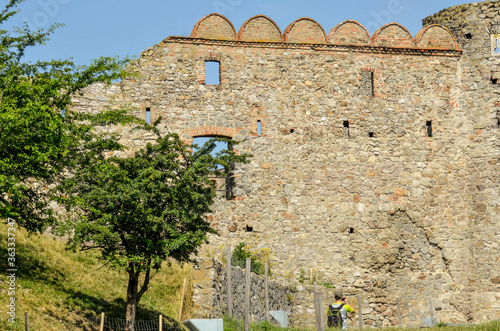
[343,121,350,137]
[361,70,374,96]
[257,120,262,135]
[146,108,151,124]
[205,61,220,85]
[426,120,433,137]
[290,128,294,133]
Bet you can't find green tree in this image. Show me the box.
[0,0,134,232]
[60,128,249,331]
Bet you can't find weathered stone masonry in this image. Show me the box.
[71,2,499,328]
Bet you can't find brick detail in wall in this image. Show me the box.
[189,126,236,138]
[415,25,458,50]
[238,15,282,42]
[371,22,415,48]
[187,13,459,50]
[283,17,327,44]
[191,13,236,41]
[328,20,371,46]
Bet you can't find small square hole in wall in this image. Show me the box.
[465,33,472,39]
[246,225,253,232]
[348,227,355,234]
[205,61,220,85]
[492,76,498,85]
[290,128,294,133]
[369,132,374,138]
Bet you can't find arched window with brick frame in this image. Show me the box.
[191,132,236,200]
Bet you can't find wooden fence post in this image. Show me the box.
[244,258,251,331]
[226,245,233,318]
[397,298,402,327]
[159,315,163,331]
[178,278,187,321]
[100,312,105,331]
[429,298,435,327]
[358,294,363,330]
[314,292,325,331]
[265,263,269,322]
[24,312,29,331]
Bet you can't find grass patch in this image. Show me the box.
[222,317,500,331]
[0,221,192,330]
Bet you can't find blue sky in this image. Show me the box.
[8,0,470,66]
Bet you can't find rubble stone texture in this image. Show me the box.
[71,1,499,328]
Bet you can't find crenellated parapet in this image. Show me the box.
[189,13,459,50]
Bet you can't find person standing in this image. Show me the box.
[328,290,355,329]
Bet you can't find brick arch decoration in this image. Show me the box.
[371,22,414,48]
[415,24,458,50]
[237,15,282,42]
[191,13,237,41]
[283,17,327,44]
[327,20,370,46]
[189,126,236,139]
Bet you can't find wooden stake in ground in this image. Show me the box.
[397,298,402,327]
[100,312,105,331]
[24,312,29,331]
[429,298,435,327]
[358,294,363,330]
[314,292,325,331]
[244,258,251,331]
[265,263,269,322]
[178,278,187,321]
[227,245,233,318]
[159,315,163,331]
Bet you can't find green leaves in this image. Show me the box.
[62,132,249,276]
[0,0,135,232]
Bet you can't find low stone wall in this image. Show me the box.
[192,258,293,324]
[191,257,341,328]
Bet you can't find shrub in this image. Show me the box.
[231,242,272,275]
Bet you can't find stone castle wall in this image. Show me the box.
[71,3,499,327]
[423,0,500,324]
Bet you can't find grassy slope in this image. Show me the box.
[0,221,193,330]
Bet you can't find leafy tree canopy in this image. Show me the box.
[60,126,249,330]
[0,0,136,232]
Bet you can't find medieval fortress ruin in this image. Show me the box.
[71,1,500,328]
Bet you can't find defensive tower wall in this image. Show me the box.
[71,3,499,327]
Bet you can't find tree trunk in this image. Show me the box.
[125,270,139,331]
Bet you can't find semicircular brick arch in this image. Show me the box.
[189,126,236,139]
[191,13,237,40]
[238,15,282,42]
[283,17,327,44]
[327,20,370,46]
[371,22,414,48]
[415,24,458,50]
